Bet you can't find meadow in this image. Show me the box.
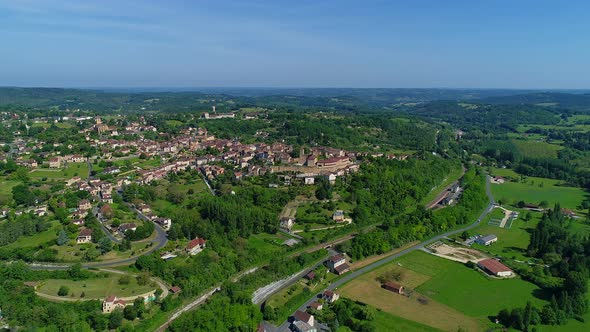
[30,162,89,180]
[0,179,19,205]
[490,168,588,212]
[36,273,155,299]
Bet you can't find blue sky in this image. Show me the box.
[0,0,589,88]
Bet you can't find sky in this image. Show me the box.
[0,0,589,89]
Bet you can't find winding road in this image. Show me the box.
[274,175,495,332]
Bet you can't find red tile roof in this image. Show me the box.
[478,258,512,274]
[293,310,312,323]
[187,237,206,249]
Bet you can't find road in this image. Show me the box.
[275,175,495,332]
[252,248,337,305]
[92,206,122,244]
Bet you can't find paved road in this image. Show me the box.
[92,206,123,244]
[275,175,495,332]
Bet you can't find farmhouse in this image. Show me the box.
[186,237,207,255]
[326,254,350,275]
[382,281,404,294]
[476,234,498,246]
[102,296,127,313]
[76,228,93,244]
[478,258,513,277]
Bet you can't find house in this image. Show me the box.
[323,290,340,303]
[326,254,350,275]
[169,286,182,295]
[561,208,577,218]
[309,302,323,311]
[119,223,137,234]
[492,176,506,184]
[72,218,85,226]
[71,154,86,163]
[305,271,316,280]
[49,157,61,168]
[304,177,315,185]
[186,237,207,255]
[101,193,113,203]
[382,281,404,294]
[77,228,93,244]
[476,234,497,246]
[293,310,315,326]
[102,296,127,313]
[332,210,345,223]
[280,217,295,231]
[154,217,172,230]
[478,258,513,277]
[291,321,317,332]
[78,199,92,210]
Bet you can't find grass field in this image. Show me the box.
[4,220,60,249]
[37,273,155,299]
[340,251,547,331]
[367,310,442,332]
[408,252,545,317]
[247,233,289,253]
[469,214,540,261]
[490,168,588,212]
[30,162,89,180]
[511,139,562,159]
[0,179,19,205]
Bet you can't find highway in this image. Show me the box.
[274,175,495,332]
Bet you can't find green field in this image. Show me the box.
[511,139,562,159]
[165,120,184,127]
[0,179,20,205]
[247,233,289,253]
[30,162,89,180]
[490,168,588,212]
[468,213,539,261]
[369,310,442,332]
[36,273,155,299]
[398,252,545,318]
[4,220,60,249]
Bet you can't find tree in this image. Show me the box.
[133,297,146,318]
[460,231,470,240]
[98,237,113,254]
[118,275,131,285]
[123,305,138,320]
[57,285,69,296]
[108,308,124,329]
[57,229,68,246]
